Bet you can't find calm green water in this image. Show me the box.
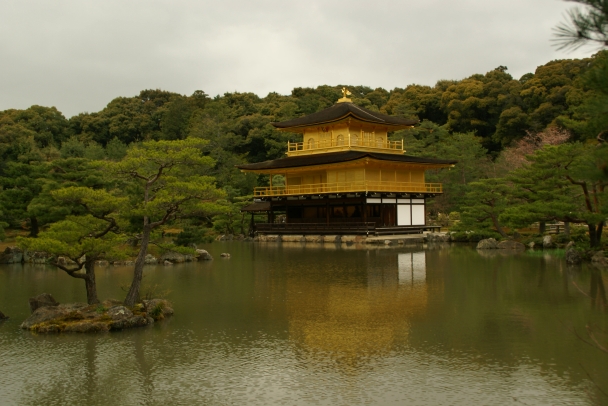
[0,242,606,405]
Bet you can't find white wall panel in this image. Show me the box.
[397,205,411,226]
[412,205,425,225]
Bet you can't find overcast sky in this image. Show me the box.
[0,0,597,117]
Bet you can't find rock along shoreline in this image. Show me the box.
[0,247,213,265]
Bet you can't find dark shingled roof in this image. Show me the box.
[272,102,418,130]
[237,151,457,171]
[241,201,271,212]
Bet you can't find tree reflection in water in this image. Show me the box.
[590,265,607,311]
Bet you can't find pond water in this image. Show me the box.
[0,242,607,405]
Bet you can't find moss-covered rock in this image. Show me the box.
[21,299,172,334]
[476,238,499,249]
[0,246,23,264]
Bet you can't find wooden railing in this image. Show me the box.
[254,181,443,197]
[287,136,404,156]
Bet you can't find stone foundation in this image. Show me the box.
[253,232,445,245]
[255,234,367,244]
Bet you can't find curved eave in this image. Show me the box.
[271,102,419,132]
[237,151,457,174]
[273,113,415,132]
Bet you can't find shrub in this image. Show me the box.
[450,232,469,242]
[448,212,461,220]
[570,226,590,244]
[149,302,165,320]
[466,230,502,242]
[174,227,212,247]
[554,233,571,244]
[450,230,501,242]
[522,234,544,246]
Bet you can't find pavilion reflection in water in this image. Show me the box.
[285,251,428,362]
[398,251,426,285]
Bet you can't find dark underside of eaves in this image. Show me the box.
[236,151,457,171]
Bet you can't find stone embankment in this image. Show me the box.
[475,238,526,250]
[0,247,53,264]
[20,293,173,334]
[252,232,450,245]
[591,250,607,267]
[475,237,606,266]
[0,247,214,266]
[250,233,605,264]
[216,234,251,241]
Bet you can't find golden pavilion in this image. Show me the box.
[238,89,456,235]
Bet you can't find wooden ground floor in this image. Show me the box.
[243,193,439,236]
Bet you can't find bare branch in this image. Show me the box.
[90,218,118,239]
[147,165,166,185]
[149,207,178,229]
[566,175,594,212]
[51,260,87,280]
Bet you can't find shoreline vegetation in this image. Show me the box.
[1,229,603,260]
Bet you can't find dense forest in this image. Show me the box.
[0,51,607,250]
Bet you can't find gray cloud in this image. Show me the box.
[0,0,594,117]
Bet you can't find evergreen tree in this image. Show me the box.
[501,143,607,247]
[106,138,224,307]
[459,178,511,237]
[18,187,126,304]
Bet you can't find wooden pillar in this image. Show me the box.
[270,203,275,225]
[250,213,255,237]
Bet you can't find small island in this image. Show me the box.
[20,293,173,334]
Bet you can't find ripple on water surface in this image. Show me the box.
[0,243,604,405]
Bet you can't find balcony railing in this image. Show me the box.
[287,136,404,156]
[254,181,443,197]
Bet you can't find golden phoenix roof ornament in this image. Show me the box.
[337,87,352,103]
